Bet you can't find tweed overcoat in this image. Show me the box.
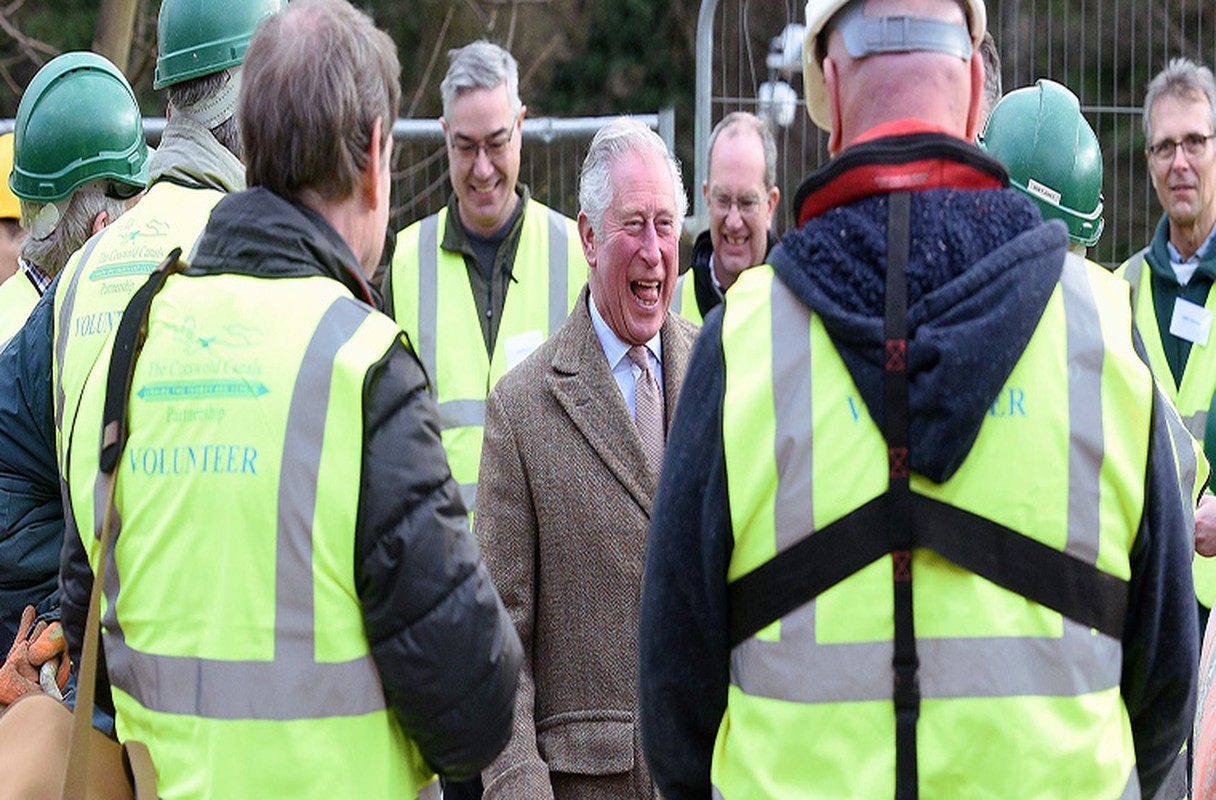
[476,284,699,799]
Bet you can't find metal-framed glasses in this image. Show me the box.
[449,112,521,161]
[709,191,764,217]
[1147,132,1216,164]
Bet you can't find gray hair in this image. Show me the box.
[19,184,126,277]
[167,68,243,160]
[578,117,687,235]
[979,32,1003,123]
[707,111,777,190]
[441,41,521,120]
[1143,57,1216,142]
[240,0,400,204]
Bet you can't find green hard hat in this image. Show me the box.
[978,79,1105,248]
[10,52,149,204]
[154,0,288,89]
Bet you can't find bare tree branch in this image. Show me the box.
[92,0,140,72]
[406,2,455,119]
[0,2,58,68]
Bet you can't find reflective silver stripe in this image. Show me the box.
[1122,247,1148,309]
[732,275,1121,704]
[1184,410,1209,443]
[417,213,440,386]
[671,274,684,314]
[418,780,441,800]
[547,207,570,334]
[438,398,486,430]
[100,296,387,720]
[711,786,726,800]
[733,616,1121,702]
[771,276,813,552]
[1060,253,1104,564]
[459,482,477,512]
[54,234,105,435]
[1164,395,1201,535]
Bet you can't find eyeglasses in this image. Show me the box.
[449,112,521,161]
[1147,132,1216,164]
[709,192,764,217]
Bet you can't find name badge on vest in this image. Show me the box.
[1170,297,1213,346]
[504,329,544,369]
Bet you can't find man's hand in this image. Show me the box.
[0,606,70,706]
[1197,494,1216,557]
[0,607,43,705]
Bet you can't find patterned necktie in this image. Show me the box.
[628,345,665,477]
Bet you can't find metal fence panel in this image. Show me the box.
[698,0,1216,268]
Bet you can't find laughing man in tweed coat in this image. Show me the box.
[475,117,699,799]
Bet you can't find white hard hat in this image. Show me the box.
[802,0,988,132]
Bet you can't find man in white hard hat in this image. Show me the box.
[639,1,1197,798]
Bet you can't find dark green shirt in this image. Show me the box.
[440,188,528,355]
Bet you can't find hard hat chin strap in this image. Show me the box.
[176,69,243,131]
[835,1,972,61]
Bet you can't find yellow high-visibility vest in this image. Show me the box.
[388,199,585,513]
[67,270,433,800]
[715,257,1148,798]
[1119,252,1216,608]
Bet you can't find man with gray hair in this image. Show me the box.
[0,50,147,672]
[383,40,587,518]
[58,1,521,797]
[1117,57,1216,635]
[475,116,698,799]
[674,111,780,323]
[640,0,1196,797]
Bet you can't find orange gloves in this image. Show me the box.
[0,606,70,706]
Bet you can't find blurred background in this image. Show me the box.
[0,0,1211,267]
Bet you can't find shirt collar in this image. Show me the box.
[588,291,662,368]
[19,257,52,297]
[1167,223,1216,265]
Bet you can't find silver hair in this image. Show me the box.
[979,32,1003,123]
[18,184,126,277]
[1143,57,1216,142]
[578,117,687,236]
[441,41,521,119]
[706,111,777,190]
[166,67,243,160]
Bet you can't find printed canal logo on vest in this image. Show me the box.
[128,444,259,476]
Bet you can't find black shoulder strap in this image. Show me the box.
[726,492,1130,648]
[99,248,185,475]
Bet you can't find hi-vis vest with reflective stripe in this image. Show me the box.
[716,260,1148,799]
[53,181,224,472]
[67,273,434,800]
[671,271,703,324]
[0,270,39,349]
[1118,251,1216,608]
[388,199,584,512]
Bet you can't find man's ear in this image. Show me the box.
[91,210,109,235]
[825,56,843,156]
[578,211,597,270]
[365,116,386,208]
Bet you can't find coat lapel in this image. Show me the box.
[550,288,656,512]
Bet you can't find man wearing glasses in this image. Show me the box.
[383,40,586,519]
[675,112,780,324]
[1117,56,1216,632]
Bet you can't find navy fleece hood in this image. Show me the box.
[773,187,1071,482]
